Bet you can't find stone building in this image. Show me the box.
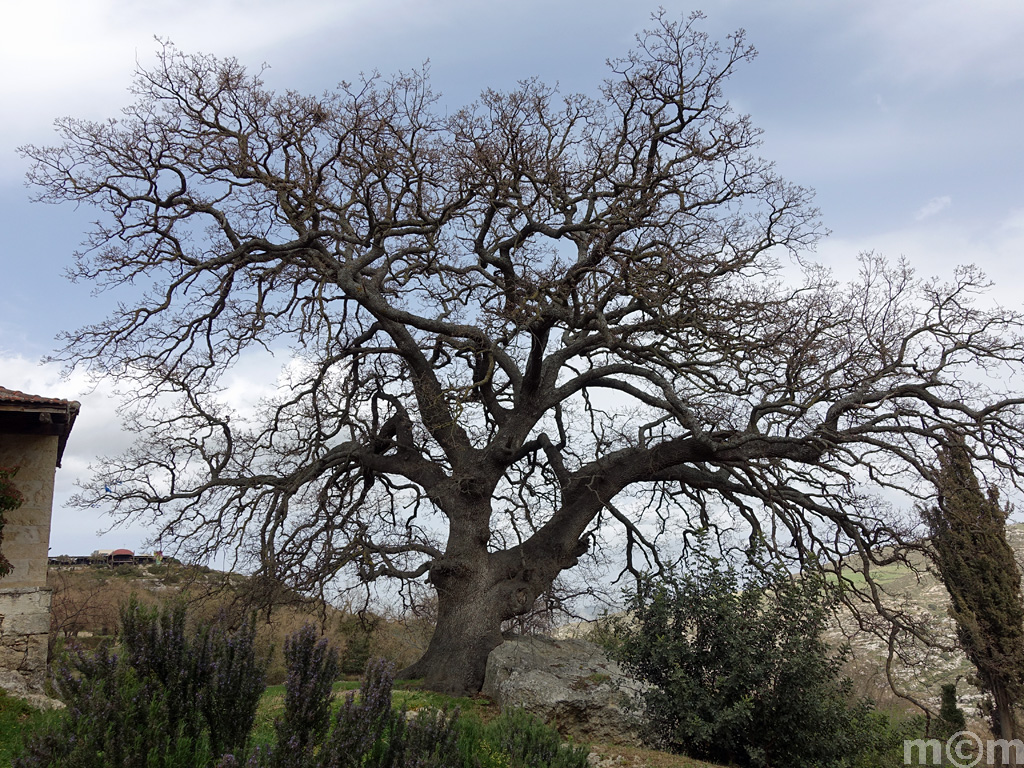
[0,386,79,698]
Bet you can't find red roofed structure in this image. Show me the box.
[109,548,135,565]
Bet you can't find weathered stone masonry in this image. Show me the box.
[0,388,78,697]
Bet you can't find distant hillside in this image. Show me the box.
[554,525,1024,721]
[825,523,1024,718]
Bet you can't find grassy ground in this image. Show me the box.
[0,690,58,768]
[0,682,721,768]
[251,680,719,768]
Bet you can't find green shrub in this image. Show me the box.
[252,625,588,768]
[0,689,58,767]
[479,708,590,768]
[336,613,375,676]
[610,541,916,768]
[15,599,268,767]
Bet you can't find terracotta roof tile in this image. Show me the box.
[0,386,81,466]
[0,386,74,408]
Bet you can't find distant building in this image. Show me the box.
[0,386,79,698]
[109,548,134,565]
[50,549,164,567]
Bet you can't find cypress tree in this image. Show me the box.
[937,682,967,737]
[922,432,1024,740]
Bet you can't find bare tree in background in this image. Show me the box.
[47,569,133,659]
[21,12,1024,693]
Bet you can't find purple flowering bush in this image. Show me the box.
[279,624,343,754]
[250,632,449,768]
[13,615,587,767]
[14,599,267,768]
[251,626,588,768]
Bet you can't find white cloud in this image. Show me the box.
[851,0,1024,87]
[814,207,1024,304]
[0,0,388,180]
[914,195,952,221]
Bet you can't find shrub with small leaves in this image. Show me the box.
[119,598,267,759]
[319,656,399,767]
[611,538,918,768]
[261,624,343,767]
[15,598,267,767]
[15,642,214,768]
[489,708,589,768]
[252,627,585,768]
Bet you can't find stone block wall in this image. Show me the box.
[0,587,52,695]
[0,432,58,696]
[0,433,58,589]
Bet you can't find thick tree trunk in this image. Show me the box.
[399,580,506,694]
[398,545,566,694]
[397,487,593,695]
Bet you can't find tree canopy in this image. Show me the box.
[22,12,1024,692]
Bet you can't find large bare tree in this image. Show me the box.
[23,12,1024,694]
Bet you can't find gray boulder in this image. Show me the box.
[482,635,647,746]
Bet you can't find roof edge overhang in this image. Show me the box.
[0,388,81,467]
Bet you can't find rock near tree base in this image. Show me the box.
[482,635,648,746]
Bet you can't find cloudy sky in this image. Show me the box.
[1,0,1023,557]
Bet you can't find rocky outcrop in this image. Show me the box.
[482,635,647,746]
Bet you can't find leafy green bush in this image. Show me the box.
[473,708,590,768]
[610,542,916,768]
[0,689,58,767]
[15,599,267,767]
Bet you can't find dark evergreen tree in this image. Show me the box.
[936,682,967,738]
[922,432,1024,740]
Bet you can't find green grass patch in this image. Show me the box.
[0,690,59,768]
[826,563,911,588]
[249,678,498,750]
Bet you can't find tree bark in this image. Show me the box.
[398,540,565,694]
[991,677,1018,741]
[399,579,506,695]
